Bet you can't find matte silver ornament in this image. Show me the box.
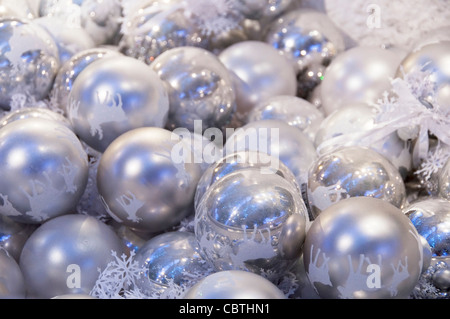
[0,248,26,299]
[150,46,236,132]
[67,55,169,152]
[404,198,450,257]
[303,197,424,299]
[0,118,89,224]
[97,127,202,233]
[183,270,286,299]
[218,41,297,118]
[0,18,60,110]
[195,168,308,277]
[19,214,126,298]
[307,145,406,219]
[134,231,214,295]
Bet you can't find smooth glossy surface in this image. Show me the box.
[0,248,25,299]
[303,197,424,299]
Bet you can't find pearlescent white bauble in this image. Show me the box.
[195,169,308,277]
[19,214,126,298]
[218,41,297,118]
[67,55,169,152]
[320,46,403,115]
[0,248,26,299]
[97,127,202,233]
[0,118,89,224]
[183,270,286,299]
[303,197,424,299]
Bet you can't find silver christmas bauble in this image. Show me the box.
[307,146,406,219]
[218,41,297,118]
[97,127,202,233]
[19,214,126,298]
[194,150,300,211]
[404,198,450,258]
[247,95,324,143]
[0,215,36,262]
[397,41,450,110]
[0,117,89,224]
[303,197,424,299]
[439,157,450,200]
[0,248,26,299]
[195,168,308,277]
[225,119,317,187]
[67,54,169,152]
[150,46,236,132]
[134,231,214,295]
[0,106,71,130]
[320,46,403,116]
[0,18,60,110]
[51,47,121,113]
[183,270,286,299]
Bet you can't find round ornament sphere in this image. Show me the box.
[67,55,169,152]
[0,117,89,224]
[19,214,126,298]
[0,18,60,110]
[183,270,286,299]
[150,46,236,132]
[439,157,450,200]
[0,106,71,130]
[195,169,308,276]
[134,231,213,295]
[0,248,26,299]
[218,41,297,118]
[404,198,450,258]
[320,46,403,116]
[303,197,425,299]
[0,215,36,262]
[97,127,202,233]
[307,146,406,219]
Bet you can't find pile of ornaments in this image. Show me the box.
[0,0,449,300]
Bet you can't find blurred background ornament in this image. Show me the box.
[404,198,450,258]
[134,231,214,297]
[320,45,403,116]
[0,215,36,262]
[67,54,169,152]
[303,197,425,299]
[0,18,60,110]
[20,214,126,298]
[247,95,324,143]
[150,46,236,132]
[51,47,122,114]
[0,117,89,224]
[225,119,317,187]
[183,270,286,299]
[0,0,36,20]
[412,256,450,299]
[195,168,308,278]
[307,146,406,219]
[97,127,202,233]
[218,41,297,120]
[0,106,71,129]
[0,248,26,299]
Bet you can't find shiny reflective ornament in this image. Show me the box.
[439,157,450,200]
[97,127,202,233]
[20,214,126,298]
[183,270,286,299]
[0,18,60,110]
[264,9,345,74]
[51,47,122,113]
[397,41,450,110]
[307,146,406,219]
[0,118,89,224]
[150,46,236,132]
[404,198,450,257]
[0,248,25,299]
[67,55,169,152]
[195,169,308,277]
[0,215,36,262]
[194,150,300,210]
[303,197,425,299]
[433,268,450,291]
[247,95,324,143]
[320,46,403,116]
[218,41,297,118]
[0,106,71,130]
[236,0,292,21]
[225,119,317,186]
[134,231,214,295]
[314,103,412,178]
